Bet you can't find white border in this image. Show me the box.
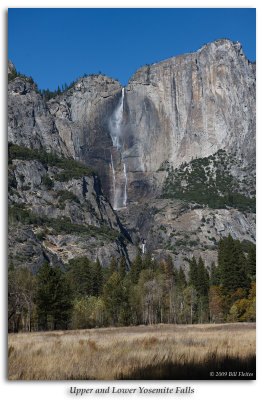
[1,2,262,400]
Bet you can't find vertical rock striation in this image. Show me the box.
[123,39,255,201]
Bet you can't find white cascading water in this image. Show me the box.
[109,88,124,151]
[123,162,128,207]
[110,154,117,210]
[109,88,128,210]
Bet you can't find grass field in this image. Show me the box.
[8,323,256,380]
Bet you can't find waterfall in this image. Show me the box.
[109,88,128,210]
[110,154,117,210]
[109,88,124,151]
[123,161,127,207]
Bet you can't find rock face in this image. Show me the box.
[8,152,136,272]
[8,38,256,270]
[8,73,123,200]
[8,39,256,205]
[8,78,70,156]
[117,198,255,271]
[122,39,255,201]
[8,60,16,74]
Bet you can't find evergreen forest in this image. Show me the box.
[8,234,256,332]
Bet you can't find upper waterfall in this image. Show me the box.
[109,88,128,210]
[109,88,124,151]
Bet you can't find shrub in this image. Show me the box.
[8,203,124,243]
[42,174,54,189]
[56,190,80,205]
[36,231,46,241]
[8,143,95,182]
[161,150,255,212]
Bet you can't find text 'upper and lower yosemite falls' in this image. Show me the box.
[8,29,256,382]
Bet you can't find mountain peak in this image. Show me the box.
[8,60,16,74]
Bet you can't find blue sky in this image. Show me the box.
[8,8,256,91]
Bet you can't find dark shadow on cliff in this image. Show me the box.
[117,354,256,380]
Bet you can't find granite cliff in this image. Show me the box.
[8,39,256,270]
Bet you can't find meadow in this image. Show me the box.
[8,322,256,380]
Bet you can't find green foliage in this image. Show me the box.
[9,239,256,331]
[106,257,118,279]
[56,190,80,207]
[36,261,73,330]
[21,184,31,191]
[247,243,256,279]
[35,230,46,241]
[94,258,104,297]
[66,256,104,299]
[8,143,95,181]
[218,234,250,294]
[129,253,143,284]
[103,272,124,325]
[66,257,95,298]
[188,256,209,322]
[142,250,153,271]
[42,174,54,189]
[8,68,35,84]
[162,149,255,212]
[8,69,18,82]
[119,255,127,280]
[8,169,17,191]
[39,77,80,101]
[176,266,187,290]
[71,296,106,329]
[209,262,221,286]
[8,203,122,242]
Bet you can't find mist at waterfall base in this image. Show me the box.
[109,89,128,210]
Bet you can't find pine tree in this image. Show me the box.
[129,253,142,284]
[247,243,256,278]
[103,272,123,325]
[197,257,209,297]
[218,235,250,294]
[166,255,174,288]
[93,257,103,296]
[142,250,152,270]
[36,262,72,330]
[209,262,221,286]
[119,255,126,280]
[109,256,118,275]
[66,256,94,297]
[177,266,187,290]
[235,240,250,290]
[151,258,159,272]
[188,256,198,288]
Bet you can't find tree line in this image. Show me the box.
[8,234,256,332]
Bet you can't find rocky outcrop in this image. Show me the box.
[8,154,137,272]
[8,78,70,156]
[8,73,123,201]
[48,74,123,202]
[118,198,255,270]
[8,60,16,74]
[122,39,255,202]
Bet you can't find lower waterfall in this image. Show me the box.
[110,154,117,210]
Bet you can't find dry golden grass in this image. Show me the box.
[8,323,256,380]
